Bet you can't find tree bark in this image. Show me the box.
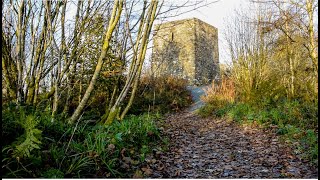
[69,0,123,124]
[120,0,159,120]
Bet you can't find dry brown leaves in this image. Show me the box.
[144,110,318,178]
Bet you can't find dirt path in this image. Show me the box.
[146,111,318,178]
[141,86,317,178]
[186,85,209,112]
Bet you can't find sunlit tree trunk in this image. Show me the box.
[101,1,148,124]
[284,11,295,99]
[69,0,124,124]
[305,0,318,94]
[103,0,159,124]
[120,0,159,120]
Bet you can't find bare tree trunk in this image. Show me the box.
[120,0,159,120]
[2,34,17,100]
[16,0,26,104]
[103,0,150,124]
[51,0,66,118]
[69,0,123,124]
[306,0,318,72]
[284,12,295,99]
[306,0,318,94]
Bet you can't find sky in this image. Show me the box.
[65,0,317,65]
[162,0,250,64]
[66,0,250,65]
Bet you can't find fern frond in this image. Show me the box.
[13,115,42,159]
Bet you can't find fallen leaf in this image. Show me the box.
[224,165,233,170]
[108,144,115,151]
[151,159,157,164]
[141,167,153,175]
[133,170,143,178]
[121,148,126,158]
[157,162,165,171]
[123,156,132,164]
[174,170,181,177]
[120,163,129,169]
[206,169,214,173]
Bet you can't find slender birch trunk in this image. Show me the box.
[103,1,149,124]
[69,0,123,124]
[120,0,159,120]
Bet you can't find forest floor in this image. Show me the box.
[141,86,318,178]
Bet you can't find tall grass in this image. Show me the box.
[197,78,235,117]
[201,77,235,106]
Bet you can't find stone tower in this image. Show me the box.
[152,18,219,85]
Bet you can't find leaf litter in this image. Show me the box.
[144,110,318,178]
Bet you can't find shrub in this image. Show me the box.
[2,103,25,147]
[226,103,254,123]
[82,114,162,177]
[13,114,42,159]
[129,75,192,114]
[302,130,318,164]
[1,105,42,159]
[201,77,235,109]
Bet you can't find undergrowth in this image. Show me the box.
[197,77,318,166]
[198,100,318,166]
[2,104,166,178]
[129,75,193,114]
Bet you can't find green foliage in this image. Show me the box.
[204,99,318,166]
[82,114,162,177]
[85,113,160,156]
[302,130,318,164]
[196,103,216,118]
[65,154,94,176]
[277,125,318,165]
[41,168,64,178]
[13,118,42,158]
[2,103,25,147]
[3,106,43,159]
[2,104,164,178]
[197,102,237,118]
[226,103,254,123]
[129,75,193,114]
[255,110,270,124]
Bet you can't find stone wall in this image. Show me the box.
[152,18,219,85]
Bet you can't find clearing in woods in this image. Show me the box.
[144,86,318,178]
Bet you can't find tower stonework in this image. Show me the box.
[152,18,219,85]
